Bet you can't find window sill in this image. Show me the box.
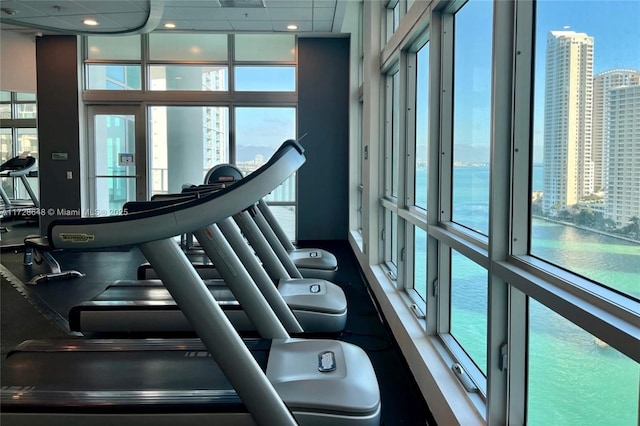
[348,231,486,425]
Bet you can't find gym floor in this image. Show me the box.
[0,217,434,425]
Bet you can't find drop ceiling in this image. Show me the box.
[0,0,348,35]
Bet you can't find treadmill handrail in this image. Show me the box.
[48,140,305,250]
[0,155,37,176]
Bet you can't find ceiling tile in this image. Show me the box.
[268,7,312,21]
[164,6,228,21]
[74,1,147,14]
[265,0,313,7]
[222,7,271,20]
[230,19,273,31]
[313,7,334,21]
[312,20,333,32]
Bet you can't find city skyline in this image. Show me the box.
[541,28,640,227]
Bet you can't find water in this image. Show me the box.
[414,165,639,425]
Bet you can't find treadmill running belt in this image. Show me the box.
[1,338,271,413]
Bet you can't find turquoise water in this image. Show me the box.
[414,166,639,424]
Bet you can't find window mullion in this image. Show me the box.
[486,0,517,423]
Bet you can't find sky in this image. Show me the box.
[531,0,640,163]
[424,0,640,164]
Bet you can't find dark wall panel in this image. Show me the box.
[36,36,81,233]
[297,37,350,241]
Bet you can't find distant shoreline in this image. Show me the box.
[533,215,640,245]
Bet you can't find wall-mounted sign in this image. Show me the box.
[119,153,135,166]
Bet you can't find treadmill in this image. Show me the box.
[69,181,347,335]
[138,179,338,282]
[1,140,381,425]
[204,164,339,280]
[0,154,39,211]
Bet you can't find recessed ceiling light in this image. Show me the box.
[287,24,298,30]
[83,18,98,26]
[164,23,176,29]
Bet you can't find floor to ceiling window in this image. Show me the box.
[350,0,639,424]
[83,33,299,240]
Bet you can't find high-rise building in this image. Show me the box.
[592,69,640,192]
[542,30,594,214]
[605,83,640,226]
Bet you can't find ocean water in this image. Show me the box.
[413,165,639,425]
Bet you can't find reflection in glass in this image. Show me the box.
[528,299,639,425]
[450,249,487,374]
[451,0,492,235]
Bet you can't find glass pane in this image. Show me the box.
[393,3,400,31]
[450,249,488,374]
[415,43,429,210]
[0,129,13,201]
[0,91,10,101]
[234,66,295,91]
[384,208,399,268]
[149,106,229,196]
[235,34,295,62]
[0,128,12,163]
[531,0,640,300]
[391,210,398,266]
[86,65,142,90]
[87,35,140,60]
[149,65,228,91]
[234,107,296,171]
[528,299,639,425]
[265,205,296,241]
[15,103,37,119]
[93,114,136,213]
[94,115,135,177]
[264,174,295,203]
[0,104,11,119]
[357,188,363,232]
[451,0,492,235]
[391,71,400,197]
[16,128,38,158]
[15,128,39,205]
[15,92,36,101]
[413,226,427,300]
[235,107,296,210]
[149,33,227,61]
